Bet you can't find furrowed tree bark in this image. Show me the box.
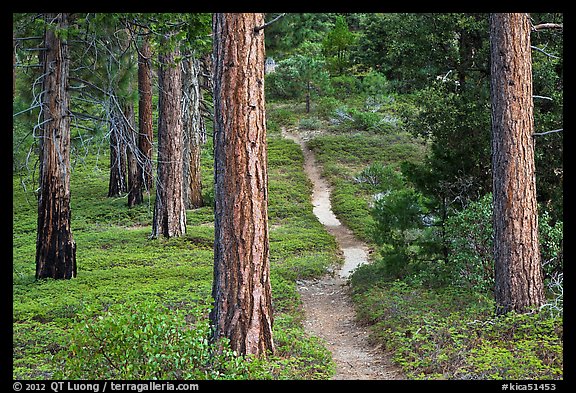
[210,12,274,357]
[490,13,545,314]
[182,54,204,209]
[35,12,77,280]
[151,36,186,238]
[138,35,154,193]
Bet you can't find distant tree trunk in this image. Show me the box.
[138,35,154,193]
[125,101,143,207]
[13,33,16,99]
[490,13,545,314]
[306,80,311,113]
[107,106,127,197]
[198,53,211,145]
[210,13,274,357]
[151,36,186,238]
[182,54,204,209]
[36,12,77,280]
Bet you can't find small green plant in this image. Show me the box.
[315,96,342,120]
[364,164,436,281]
[354,162,403,190]
[298,116,322,130]
[444,193,494,292]
[445,193,564,293]
[361,69,390,97]
[351,280,563,380]
[54,300,262,380]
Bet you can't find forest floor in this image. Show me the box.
[283,128,405,380]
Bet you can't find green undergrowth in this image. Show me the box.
[295,102,563,380]
[13,135,338,380]
[307,131,427,243]
[351,280,563,380]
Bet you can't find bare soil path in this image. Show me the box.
[283,128,405,380]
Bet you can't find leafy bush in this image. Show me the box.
[55,300,262,380]
[354,162,403,190]
[298,116,322,130]
[348,108,385,132]
[371,187,432,280]
[329,106,394,133]
[330,75,362,96]
[444,193,494,292]
[265,63,302,99]
[267,106,298,128]
[360,163,438,281]
[314,96,342,120]
[361,69,390,97]
[265,55,332,101]
[539,210,563,280]
[352,280,563,380]
[444,193,564,293]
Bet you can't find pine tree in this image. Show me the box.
[490,13,545,314]
[35,13,77,280]
[151,32,186,238]
[210,13,274,356]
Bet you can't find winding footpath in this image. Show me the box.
[283,128,405,380]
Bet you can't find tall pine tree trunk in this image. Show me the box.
[210,13,274,357]
[36,12,77,280]
[182,54,204,209]
[138,35,154,194]
[490,13,545,314]
[151,36,186,238]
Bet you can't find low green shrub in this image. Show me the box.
[55,299,336,380]
[445,193,564,294]
[298,116,323,130]
[444,193,494,292]
[351,280,563,380]
[314,96,342,120]
[55,300,270,380]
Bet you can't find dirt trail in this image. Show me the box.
[283,128,405,380]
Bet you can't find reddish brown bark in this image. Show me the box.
[151,38,186,238]
[210,13,274,356]
[490,13,545,314]
[36,12,77,280]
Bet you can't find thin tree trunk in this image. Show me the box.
[199,53,211,145]
[13,33,16,99]
[306,80,311,113]
[211,13,274,357]
[36,12,77,280]
[182,55,204,209]
[138,35,154,193]
[107,107,127,197]
[151,36,186,238]
[125,101,143,207]
[490,13,545,314]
